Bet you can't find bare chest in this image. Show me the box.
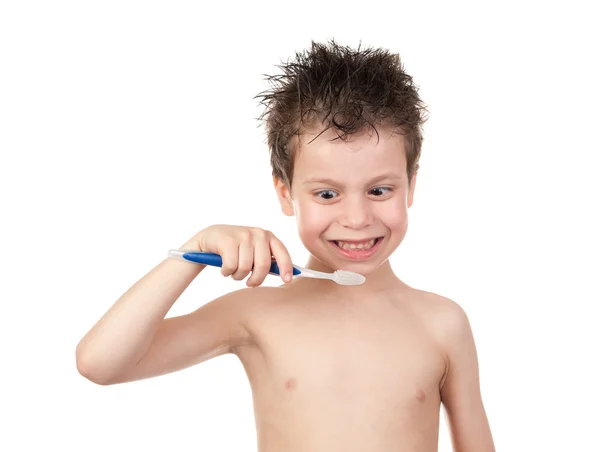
[235,291,446,451]
[239,297,446,410]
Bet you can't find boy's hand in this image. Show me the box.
[182,225,294,287]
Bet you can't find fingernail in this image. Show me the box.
[284,273,292,282]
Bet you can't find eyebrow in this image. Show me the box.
[302,173,403,186]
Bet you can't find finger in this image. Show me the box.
[231,241,254,281]
[269,235,294,283]
[246,240,272,287]
[217,238,239,277]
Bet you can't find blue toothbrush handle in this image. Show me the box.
[180,251,224,267]
[173,251,301,276]
[268,260,302,276]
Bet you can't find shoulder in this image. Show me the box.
[422,291,469,329]
[221,284,299,356]
[219,284,290,329]
[214,284,285,307]
[191,285,284,345]
[403,289,475,381]
[404,288,472,350]
[232,284,289,307]
[214,285,285,323]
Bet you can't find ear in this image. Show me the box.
[273,177,295,216]
[407,171,417,208]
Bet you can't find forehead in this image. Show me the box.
[293,126,407,181]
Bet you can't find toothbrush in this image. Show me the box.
[167,250,366,286]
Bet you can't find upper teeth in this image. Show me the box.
[336,239,376,250]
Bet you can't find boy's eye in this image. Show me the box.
[315,189,338,200]
[369,187,392,196]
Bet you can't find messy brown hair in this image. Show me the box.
[255,39,429,191]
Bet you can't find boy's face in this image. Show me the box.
[274,126,416,275]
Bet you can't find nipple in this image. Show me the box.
[284,377,296,391]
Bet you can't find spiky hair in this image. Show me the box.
[256,39,429,189]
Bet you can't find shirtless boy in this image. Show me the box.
[76,40,495,451]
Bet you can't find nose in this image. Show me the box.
[339,196,373,230]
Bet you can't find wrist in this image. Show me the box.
[179,234,203,252]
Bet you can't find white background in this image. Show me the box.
[1,1,599,451]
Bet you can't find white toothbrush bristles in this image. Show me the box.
[332,270,366,286]
[283,265,366,286]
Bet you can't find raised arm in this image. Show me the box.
[76,251,209,385]
[76,225,293,385]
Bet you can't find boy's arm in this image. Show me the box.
[75,256,253,386]
[104,286,256,385]
[76,225,292,386]
[439,301,495,452]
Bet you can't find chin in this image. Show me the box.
[337,258,388,274]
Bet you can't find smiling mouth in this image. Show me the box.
[330,237,383,251]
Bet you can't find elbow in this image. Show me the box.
[75,344,118,386]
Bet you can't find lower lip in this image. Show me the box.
[329,237,384,261]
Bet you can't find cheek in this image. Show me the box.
[294,199,331,238]
[376,199,409,230]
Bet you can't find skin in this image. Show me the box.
[76,126,495,452]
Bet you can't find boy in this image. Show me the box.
[76,40,495,451]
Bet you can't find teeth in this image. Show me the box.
[335,239,376,250]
